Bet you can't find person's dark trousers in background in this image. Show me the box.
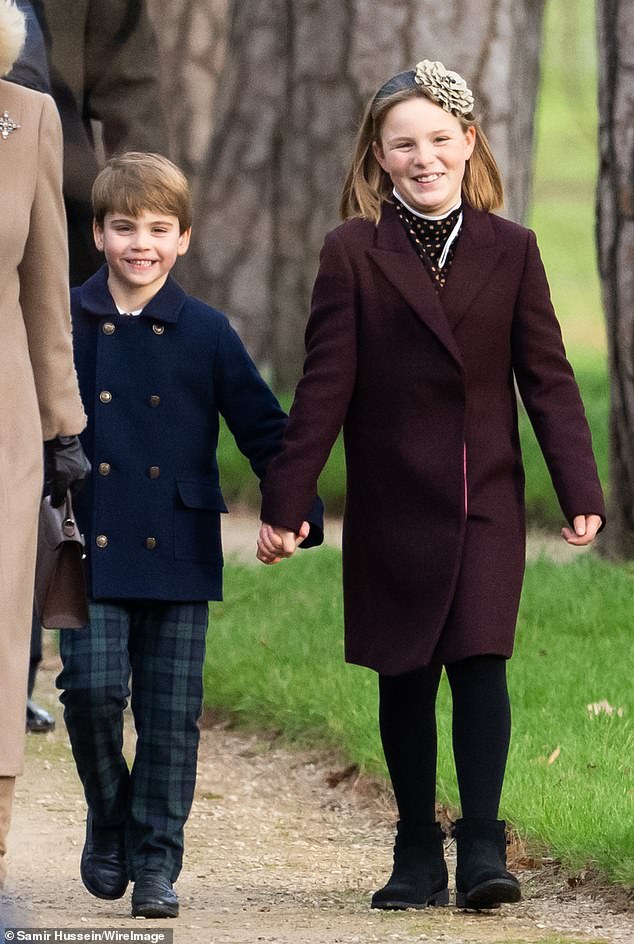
[26,607,56,734]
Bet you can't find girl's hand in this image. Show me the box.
[257,521,310,564]
[561,514,603,546]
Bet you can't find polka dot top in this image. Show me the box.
[394,195,462,293]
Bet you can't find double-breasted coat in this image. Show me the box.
[261,202,605,675]
[0,80,86,774]
[71,267,322,604]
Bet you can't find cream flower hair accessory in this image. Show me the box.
[414,60,474,117]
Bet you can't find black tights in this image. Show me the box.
[378,655,511,824]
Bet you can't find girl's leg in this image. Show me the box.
[378,663,443,824]
[445,655,519,908]
[445,655,510,819]
[372,664,448,909]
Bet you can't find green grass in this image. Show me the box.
[205,550,633,886]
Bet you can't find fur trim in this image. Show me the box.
[0,1,26,77]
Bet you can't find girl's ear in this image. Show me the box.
[372,140,388,172]
[464,125,476,160]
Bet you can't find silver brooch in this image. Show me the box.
[0,111,20,140]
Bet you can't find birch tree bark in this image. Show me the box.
[596,0,634,558]
[188,0,546,385]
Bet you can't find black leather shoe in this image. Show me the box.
[26,700,55,733]
[371,821,449,910]
[80,810,128,900]
[131,871,179,918]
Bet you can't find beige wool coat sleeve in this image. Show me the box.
[0,78,85,775]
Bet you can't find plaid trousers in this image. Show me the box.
[57,600,208,882]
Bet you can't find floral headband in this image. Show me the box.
[374,59,474,118]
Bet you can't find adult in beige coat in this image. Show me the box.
[0,0,86,888]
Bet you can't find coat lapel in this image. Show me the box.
[367,203,463,367]
[441,204,504,330]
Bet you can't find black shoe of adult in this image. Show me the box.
[131,872,179,919]
[26,700,55,733]
[453,818,521,910]
[371,821,449,910]
[80,810,128,900]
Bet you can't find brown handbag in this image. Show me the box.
[34,490,89,629]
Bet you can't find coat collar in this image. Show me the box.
[367,202,503,365]
[77,265,188,323]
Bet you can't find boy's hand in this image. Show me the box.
[257,521,310,564]
[561,514,603,546]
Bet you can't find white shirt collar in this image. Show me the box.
[393,188,462,221]
[115,304,144,317]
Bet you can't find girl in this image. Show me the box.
[257,60,604,910]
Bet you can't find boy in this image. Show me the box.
[56,152,322,919]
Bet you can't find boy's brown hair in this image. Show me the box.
[92,152,193,233]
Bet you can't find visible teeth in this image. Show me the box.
[415,174,440,183]
[127,260,153,267]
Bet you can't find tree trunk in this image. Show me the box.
[147,0,229,180]
[596,0,634,558]
[188,0,547,386]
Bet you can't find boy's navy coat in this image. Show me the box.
[72,266,322,601]
[261,203,605,675]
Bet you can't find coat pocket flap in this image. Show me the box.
[176,480,228,512]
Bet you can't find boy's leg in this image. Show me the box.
[127,601,208,883]
[56,602,132,826]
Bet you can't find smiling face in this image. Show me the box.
[93,210,191,310]
[373,96,476,215]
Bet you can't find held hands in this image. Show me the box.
[257,521,310,564]
[561,514,603,546]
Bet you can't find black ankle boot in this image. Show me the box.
[453,818,521,909]
[371,821,449,909]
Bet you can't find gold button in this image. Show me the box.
[145,536,157,550]
[148,466,160,479]
[98,462,111,476]
[152,323,165,335]
[149,395,161,407]
[96,534,108,548]
[99,390,112,403]
[102,322,115,335]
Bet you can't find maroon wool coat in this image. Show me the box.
[261,202,605,675]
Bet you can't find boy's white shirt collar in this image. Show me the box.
[115,303,144,316]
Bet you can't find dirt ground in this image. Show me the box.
[2,516,631,944]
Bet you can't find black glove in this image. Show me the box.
[43,435,91,507]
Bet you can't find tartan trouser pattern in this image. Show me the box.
[56,599,209,882]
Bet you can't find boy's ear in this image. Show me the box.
[93,220,105,252]
[177,227,192,256]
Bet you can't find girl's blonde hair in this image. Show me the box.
[340,85,504,224]
[92,152,193,233]
[0,0,26,77]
